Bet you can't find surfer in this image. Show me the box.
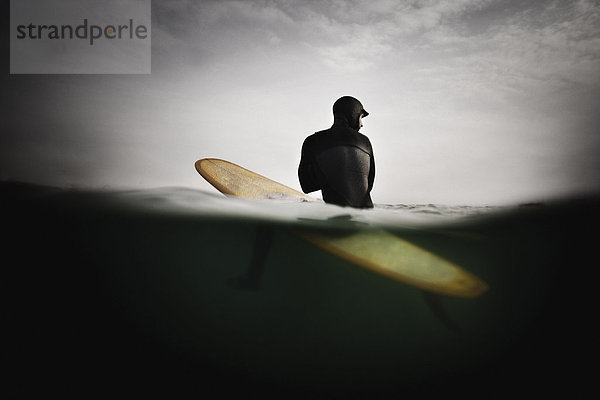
[230,96,374,291]
[298,96,375,209]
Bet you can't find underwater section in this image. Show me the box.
[3,181,598,396]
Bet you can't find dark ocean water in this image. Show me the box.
[3,181,598,396]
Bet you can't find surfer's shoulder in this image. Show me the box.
[312,129,330,137]
[303,129,328,146]
[356,131,372,148]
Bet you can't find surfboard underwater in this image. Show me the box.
[195,158,488,298]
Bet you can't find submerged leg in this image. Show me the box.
[422,291,461,332]
[228,225,274,291]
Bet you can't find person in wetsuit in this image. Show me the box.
[298,96,375,209]
[231,96,374,290]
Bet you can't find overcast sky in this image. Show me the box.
[2,0,600,205]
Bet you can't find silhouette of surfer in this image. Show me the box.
[299,96,375,209]
[229,96,375,290]
[228,224,273,290]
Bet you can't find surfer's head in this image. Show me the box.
[333,96,368,131]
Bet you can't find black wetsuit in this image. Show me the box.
[298,96,375,209]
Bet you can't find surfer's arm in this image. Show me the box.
[298,140,320,193]
[368,151,375,192]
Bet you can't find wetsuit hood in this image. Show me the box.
[332,96,368,130]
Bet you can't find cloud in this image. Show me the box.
[152,0,600,84]
[475,0,600,89]
[149,0,600,82]
[150,0,497,72]
[376,0,600,108]
[296,0,495,72]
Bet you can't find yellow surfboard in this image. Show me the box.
[195,158,488,298]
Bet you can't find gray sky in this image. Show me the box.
[2,0,600,204]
